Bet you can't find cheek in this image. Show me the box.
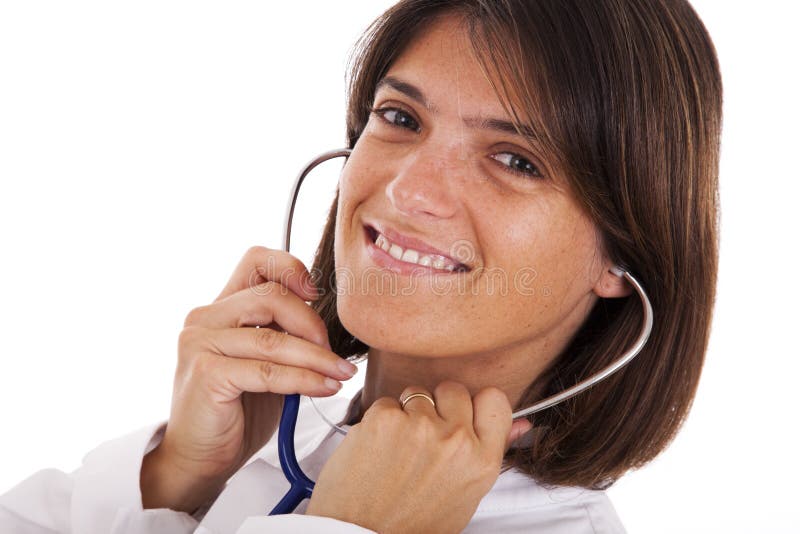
[334,156,370,245]
[536,215,605,303]
[482,198,602,296]
[336,145,384,222]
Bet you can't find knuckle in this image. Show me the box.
[363,401,402,428]
[245,247,276,285]
[410,416,437,443]
[245,245,271,261]
[183,305,208,327]
[177,327,208,372]
[448,426,473,445]
[251,279,279,297]
[191,354,217,379]
[246,246,307,281]
[364,402,388,421]
[383,410,406,429]
[443,427,474,455]
[177,325,201,350]
[254,327,286,354]
[258,361,282,384]
[370,398,397,414]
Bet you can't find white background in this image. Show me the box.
[0,1,797,532]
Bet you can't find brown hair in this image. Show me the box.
[310,0,722,489]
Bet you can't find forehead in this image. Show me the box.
[380,15,510,119]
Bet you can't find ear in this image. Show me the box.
[592,264,633,298]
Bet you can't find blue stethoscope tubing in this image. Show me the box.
[269,149,352,515]
[269,394,315,514]
[268,148,654,515]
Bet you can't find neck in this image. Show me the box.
[350,339,560,425]
[347,292,598,425]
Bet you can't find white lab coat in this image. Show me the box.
[0,393,626,533]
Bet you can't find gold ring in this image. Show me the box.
[400,392,436,409]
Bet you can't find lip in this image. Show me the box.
[367,221,467,264]
[362,223,471,275]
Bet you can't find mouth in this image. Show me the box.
[363,224,471,274]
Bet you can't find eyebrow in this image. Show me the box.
[462,117,539,140]
[374,75,540,141]
[375,76,433,111]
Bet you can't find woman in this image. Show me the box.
[0,0,721,532]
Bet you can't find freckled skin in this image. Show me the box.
[334,15,630,411]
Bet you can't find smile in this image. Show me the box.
[364,225,470,274]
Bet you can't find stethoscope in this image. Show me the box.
[268,148,654,515]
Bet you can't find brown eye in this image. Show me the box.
[372,107,420,132]
[490,152,543,179]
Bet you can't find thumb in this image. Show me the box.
[505,418,534,451]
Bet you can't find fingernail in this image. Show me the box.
[338,360,358,378]
[325,378,343,391]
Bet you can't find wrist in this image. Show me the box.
[140,445,227,514]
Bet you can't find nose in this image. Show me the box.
[385,146,463,220]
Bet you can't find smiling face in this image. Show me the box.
[334,14,617,362]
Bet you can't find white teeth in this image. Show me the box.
[388,244,404,260]
[375,234,390,252]
[373,230,463,272]
[401,249,419,263]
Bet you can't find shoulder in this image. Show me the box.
[466,468,626,534]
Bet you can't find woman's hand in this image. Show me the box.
[306,382,533,534]
[140,246,358,513]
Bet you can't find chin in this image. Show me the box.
[335,291,421,355]
[335,290,494,358]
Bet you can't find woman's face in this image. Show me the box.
[334,15,613,360]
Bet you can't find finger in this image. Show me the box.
[472,387,513,455]
[200,326,356,381]
[209,355,343,399]
[188,282,330,349]
[505,418,534,451]
[360,396,401,424]
[433,381,473,427]
[214,246,320,304]
[399,386,438,418]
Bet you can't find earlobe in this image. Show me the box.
[593,265,633,298]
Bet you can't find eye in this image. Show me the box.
[371,106,420,132]
[490,152,544,179]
